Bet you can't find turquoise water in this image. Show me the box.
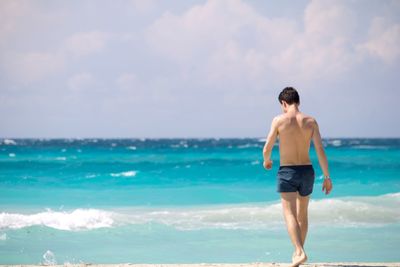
[0,138,399,264]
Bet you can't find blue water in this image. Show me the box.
[1,138,399,264]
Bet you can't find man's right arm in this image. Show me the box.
[312,119,333,195]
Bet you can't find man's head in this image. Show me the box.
[278,87,300,113]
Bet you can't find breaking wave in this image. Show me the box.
[1,192,399,231]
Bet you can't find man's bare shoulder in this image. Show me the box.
[272,114,285,125]
[300,113,317,122]
[300,114,318,130]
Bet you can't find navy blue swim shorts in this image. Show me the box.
[276,164,315,196]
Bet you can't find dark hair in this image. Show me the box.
[278,87,300,105]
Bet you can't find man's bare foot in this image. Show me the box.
[290,251,307,267]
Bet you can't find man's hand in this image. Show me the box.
[263,116,279,169]
[263,159,273,170]
[322,178,333,195]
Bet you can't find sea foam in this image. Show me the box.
[2,139,17,145]
[110,170,137,177]
[1,192,399,231]
[0,208,114,231]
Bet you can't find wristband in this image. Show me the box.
[324,175,331,180]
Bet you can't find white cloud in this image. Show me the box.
[1,30,115,86]
[0,0,30,46]
[147,0,241,62]
[67,72,97,92]
[115,72,150,102]
[304,0,356,40]
[146,0,299,87]
[279,0,361,80]
[357,17,400,64]
[5,51,65,84]
[145,0,368,86]
[129,0,156,14]
[63,31,111,57]
[116,72,138,92]
[1,0,400,138]
[270,34,361,82]
[114,72,177,106]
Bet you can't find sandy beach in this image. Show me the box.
[1,263,399,267]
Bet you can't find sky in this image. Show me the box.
[0,0,399,138]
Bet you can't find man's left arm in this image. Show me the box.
[263,117,279,169]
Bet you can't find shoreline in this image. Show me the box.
[1,263,400,267]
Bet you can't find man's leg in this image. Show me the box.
[296,191,310,247]
[280,192,307,266]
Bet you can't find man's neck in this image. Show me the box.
[286,104,299,113]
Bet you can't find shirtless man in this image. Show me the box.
[262,87,333,266]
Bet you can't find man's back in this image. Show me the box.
[262,86,331,194]
[275,111,315,166]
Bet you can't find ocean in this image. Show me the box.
[0,137,399,264]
